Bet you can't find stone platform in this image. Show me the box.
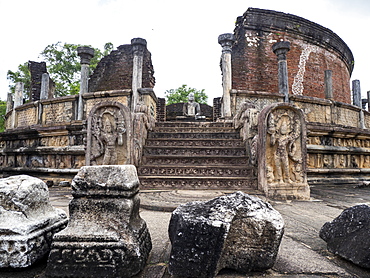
[2,184,370,277]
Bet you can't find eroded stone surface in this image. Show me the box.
[168,191,284,277]
[320,204,370,268]
[45,165,151,278]
[0,175,68,268]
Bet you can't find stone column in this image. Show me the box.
[272,41,291,102]
[12,82,24,128]
[352,79,361,107]
[367,91,370,112]
[77,46,94,120]
[218,33,235,119]
[40,73,50,100]
[6,93,13,114]
[324,70,333,100]
[131,38,147,112]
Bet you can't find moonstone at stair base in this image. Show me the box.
[0,175,68,268]
[45,165,152,278]
[168,191,284,277]
[320,204,370,268]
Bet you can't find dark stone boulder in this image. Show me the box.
[320,204,370,268]
[168,191,284,277]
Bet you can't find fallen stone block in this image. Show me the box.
[320,204,370,268]
[168,191,284,277]
[45,165,152,278]
[0,175,68,268]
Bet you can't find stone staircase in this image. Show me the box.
[138,121,257,189]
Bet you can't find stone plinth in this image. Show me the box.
[45,165,152,278]
[0,175,68,268]
[168,191,284,277]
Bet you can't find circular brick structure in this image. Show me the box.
[232,8,354,104]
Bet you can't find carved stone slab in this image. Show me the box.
[168,191,284,277]
[86,102,131,166]
[45,165,151,277]
[0,175,68,268]
[258,103,310,200]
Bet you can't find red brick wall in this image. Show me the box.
[89,43,155,92]
[232,8,353,104]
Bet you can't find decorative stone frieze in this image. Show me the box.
[0,175,68,268]
[45,165,151,277]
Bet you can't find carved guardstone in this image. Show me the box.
[258,103,310,200]
[45,165,152,277]
[0,175,68,268]
[86,102,131,166]
[168,191,284,277]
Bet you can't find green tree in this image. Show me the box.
[0,100,7,132]
[7,42,114,98]
[6,62,31,98]
[164,84,208,105]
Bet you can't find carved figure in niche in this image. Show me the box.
[88,105,128,166]
[268,111,302,184]
[100,116,125,165]
[323,155,333,168]
[363,156,370,168]
[292,163,303,182]
[183,93,203,119]
[351,156,358,168]
[338,155,346,168]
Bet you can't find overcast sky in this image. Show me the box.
[0,0,369,104]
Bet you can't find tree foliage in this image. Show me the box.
[164,84,208,105]
[0,100,7,132]
[7,42,114,98]
[6,62,31,98]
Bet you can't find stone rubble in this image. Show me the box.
[0,175,68,268]
[168,191,284,277]
[45,165,152,278]
[320,204,370,268]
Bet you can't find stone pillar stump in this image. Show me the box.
[45,165,152,278]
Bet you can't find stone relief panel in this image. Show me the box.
[333,106,359,128]
[233,101,259,166]
[258,103,309,200]
[16,107,38,127]
[132,102,155,166]
[86,102,131,166]
[293,101,330,124]
[43,102,73,125]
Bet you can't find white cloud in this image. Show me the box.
[0,0,369,103]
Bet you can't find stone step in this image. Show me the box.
[138,165,255,177]
[148,132,240,139]
[139,176,257,189]
[141,156,249,166]
[152,126,237,133]
[154,122,233,128]
[143,146,246,156]
[145,138,244,148]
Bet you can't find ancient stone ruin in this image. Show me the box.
[0,175,67,268]
[320,204,370,268]
[1,7,370,200]
[45,165,152,277]
[168,191,284,277]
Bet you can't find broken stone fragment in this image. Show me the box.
[168,191,284,277]
[320,204,370,268]
[0,175,68,268]
[45,165,151,278]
